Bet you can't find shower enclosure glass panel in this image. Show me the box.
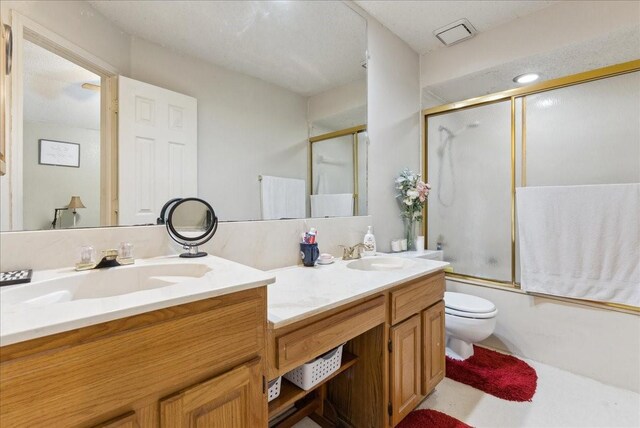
[312,135,354,194]
[427,100,512,282]
[310,129,367,217]
[514,71,640,282]
[524,71,640,186]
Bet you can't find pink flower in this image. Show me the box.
[416,180,430,202]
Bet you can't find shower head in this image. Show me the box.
[438,125,454,137]
[439,121,479,139]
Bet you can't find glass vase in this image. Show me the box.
[404,217,416,251]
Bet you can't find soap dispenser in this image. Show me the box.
[363,226,376,256]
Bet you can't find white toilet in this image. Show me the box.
[444,292,498,360]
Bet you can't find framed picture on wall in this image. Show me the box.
[38,139,80,168]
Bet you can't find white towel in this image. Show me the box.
[310,194,354,218]
[260,175,306,220]
[516,184,640,306]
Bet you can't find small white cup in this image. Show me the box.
[391,240,402,252]
[400,239,408,251]
[415,236,425,250]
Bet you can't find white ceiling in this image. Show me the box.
[89,0,367,96]
[355,0,556,54]
[23,40,101,130]
[421,25,640,106]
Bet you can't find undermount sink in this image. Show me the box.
[347,257,415,272]
[1,263,212,307]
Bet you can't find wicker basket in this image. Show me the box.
[283,344,344,391]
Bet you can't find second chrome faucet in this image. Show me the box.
[340,243,366,260]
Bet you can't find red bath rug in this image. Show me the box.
[446,345,537,401]
[397,409,472,428]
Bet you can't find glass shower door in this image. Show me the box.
[427,100,512,282]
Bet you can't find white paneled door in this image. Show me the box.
[118,76,197,225]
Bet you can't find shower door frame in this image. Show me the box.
[309,124,367,216]
[421,59,640,313]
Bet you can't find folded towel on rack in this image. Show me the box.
[260,175,306,220]
[516,183,640,307]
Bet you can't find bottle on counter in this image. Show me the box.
[362,225,376,256]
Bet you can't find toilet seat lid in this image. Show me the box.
[444,292,496,314]
[445,306,498,319]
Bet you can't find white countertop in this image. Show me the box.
[384,249,443,260]
[0,255,275,346]
[267,256,449,329]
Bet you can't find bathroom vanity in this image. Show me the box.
[266,257,447,427]
[0,255,447,427]
[0,256,275,427]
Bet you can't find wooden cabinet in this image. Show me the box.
[388,272,446,427]
[0,287,267,428]
[160,358,264,428]
[390,314,422,427]
[422,301,445,395]
[93,412,140,428]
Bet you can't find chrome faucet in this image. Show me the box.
[75,245,135,271]
[340,243,366,260]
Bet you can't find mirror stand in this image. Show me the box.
[181,244,207,259]
[160,197,218,259]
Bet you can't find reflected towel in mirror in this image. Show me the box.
[310,193,353,218]
[260,175,306,220]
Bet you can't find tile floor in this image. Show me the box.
[293,353,640,428]
[419,355,640,428]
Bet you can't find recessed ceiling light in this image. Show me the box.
[513,73,540,84]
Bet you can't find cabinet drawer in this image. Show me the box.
[277,296,385,373]
[390,272,444,325]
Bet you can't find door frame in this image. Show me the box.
[7,10,119,229]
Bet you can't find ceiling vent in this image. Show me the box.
[434,19,477,47]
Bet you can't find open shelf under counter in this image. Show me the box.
[268,351,358,420]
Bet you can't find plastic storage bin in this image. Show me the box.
[267,376,282,402]
[283,344,344,391]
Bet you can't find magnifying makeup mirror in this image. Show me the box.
[159,198,219,258]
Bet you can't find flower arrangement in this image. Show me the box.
[395,169,430,249]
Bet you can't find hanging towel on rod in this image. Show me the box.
[259,175,306,220]
[516,183,640,307]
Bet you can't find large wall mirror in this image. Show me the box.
[0,1,367,231]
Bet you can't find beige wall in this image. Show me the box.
[129,37,309,222]
[0,216,373,272]
[307,78,367,135]
[23,121,100,230]
[366,16,421,252]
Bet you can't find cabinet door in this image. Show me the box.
[160,358,264,428]
[422,301,445,395]
[93,412,140,428]
[390,314,422,427]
